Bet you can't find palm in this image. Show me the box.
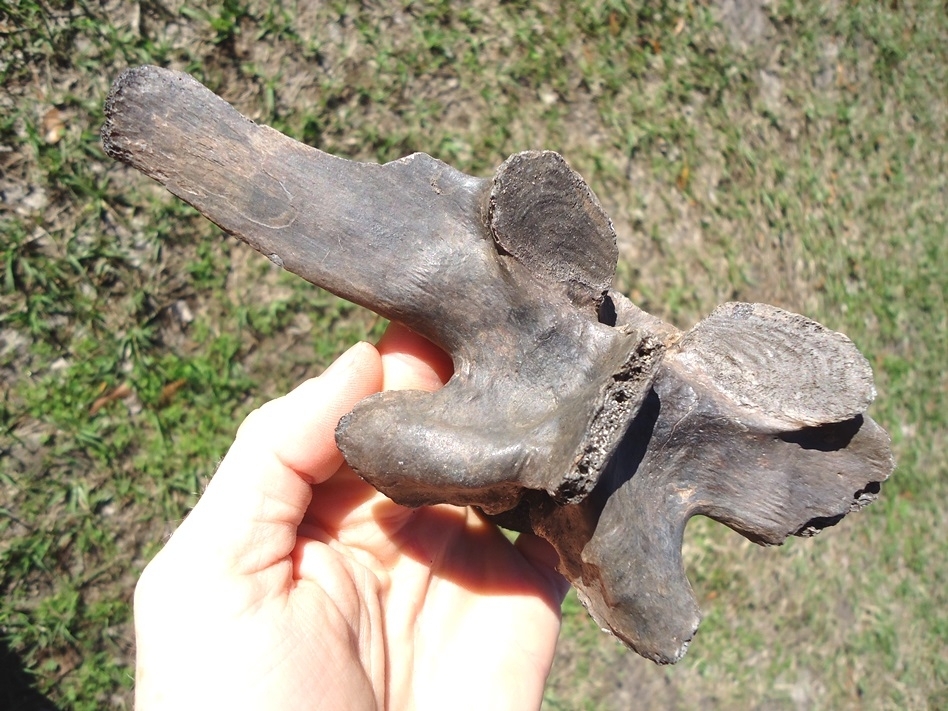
[294,468,565,709]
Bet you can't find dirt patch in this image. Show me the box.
[714,0,776,52]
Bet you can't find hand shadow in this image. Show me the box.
[0,637,59,711]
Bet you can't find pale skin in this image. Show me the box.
[133,325,569,710]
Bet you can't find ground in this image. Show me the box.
[0,1,946,709]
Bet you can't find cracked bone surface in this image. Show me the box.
[102,65,894,664]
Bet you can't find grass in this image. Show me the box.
[1,0,945,708]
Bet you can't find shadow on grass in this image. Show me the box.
[0,638,59,711]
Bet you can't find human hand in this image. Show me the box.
[133,325,569,710]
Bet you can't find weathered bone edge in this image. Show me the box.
[102,65,895,664]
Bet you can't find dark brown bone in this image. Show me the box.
[102,66,894,664]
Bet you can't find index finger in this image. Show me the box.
[376,322,454,392]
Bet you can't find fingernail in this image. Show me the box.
[322,341,371,378]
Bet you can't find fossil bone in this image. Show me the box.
[102,66,894,663]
